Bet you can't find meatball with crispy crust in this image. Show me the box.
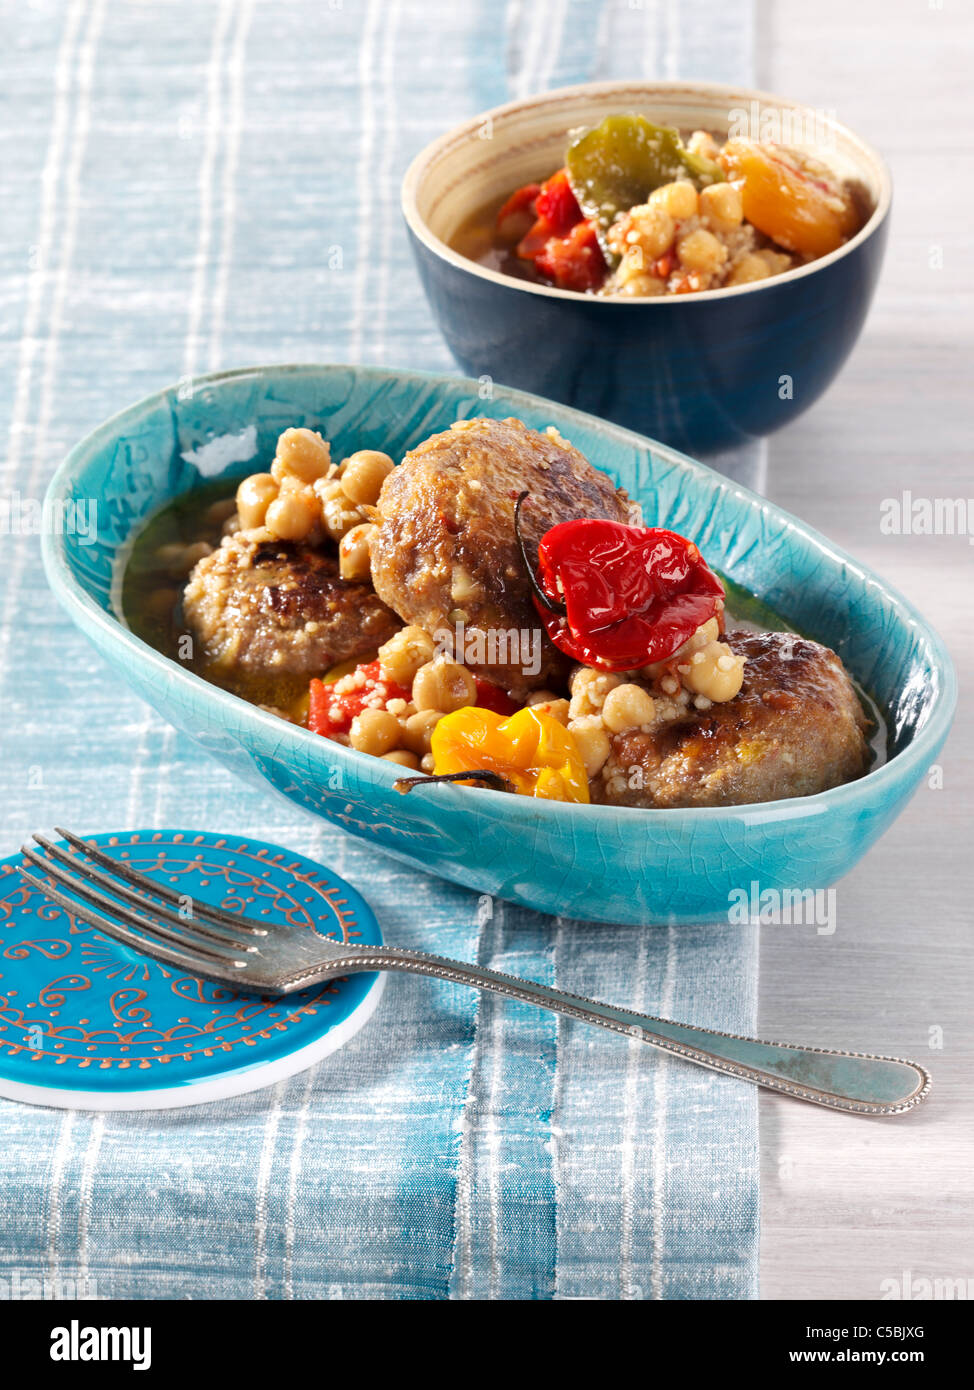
[183,531,400,680]
[591,630,871,808]
[369,417,632,694]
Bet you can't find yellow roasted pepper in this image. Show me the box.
[431,706,590,804]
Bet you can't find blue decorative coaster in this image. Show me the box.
[0,830,384,1109]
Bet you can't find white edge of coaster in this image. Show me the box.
[0,972,386,1112]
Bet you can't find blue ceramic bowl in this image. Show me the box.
[402,81,891,457]
[43,364,953,926]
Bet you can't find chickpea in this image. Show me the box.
[569,720,611,778]
[601,683,657,734]
[274,427,332,483]
[349,707,401,756]
[672,616,721,663]
[640,205,676,258]
[143,585,179,619]
[339,522,375,582]
[204,496,238,526]
[378,626,436,686]
[682,641,745,703]
[613,204,674,260]
[677,227,728,276]
[236,472,278,530]
[568,668,621,720]
[699,182,744,230]
[613,270,667,298]
[155,541,213,578]
[570,667,615,696]
[340,450,395,506]
[726,252,773,286]
[649,180,698,220]
[320,492,364,543]
[402,709,443,755]
[411,659,477,713]
[265,487,319,541]
[276,471,311,495]
[756,248,792,276]
[381,749,420,770]
[529,697,570,726]
[313,477,345,505]
[182,541,214,572]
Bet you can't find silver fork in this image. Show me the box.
[17,830,931,1116]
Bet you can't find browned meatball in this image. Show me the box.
[183,531,399,680]
[592,630,872,808]
[369,417,632,693]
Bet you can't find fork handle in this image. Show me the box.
[316,949,929,1115]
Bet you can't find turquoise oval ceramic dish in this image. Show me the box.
[42,365,955,926]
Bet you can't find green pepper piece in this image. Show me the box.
[566,114,724,235]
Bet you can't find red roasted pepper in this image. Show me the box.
[505,167,607,292]
[308,661,412,736]
[534,220,606,293]
[473,676,518,716]
[496,182,542,230]
[528,515,725,672]
[532,168,582,236]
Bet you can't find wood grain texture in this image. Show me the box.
[756,0,974,1300]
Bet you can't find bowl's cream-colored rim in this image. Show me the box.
[401,79,893,306]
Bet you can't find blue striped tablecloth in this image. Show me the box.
[0,0,759,1299]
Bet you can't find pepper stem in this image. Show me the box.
[393,770,515,796]
[514,491,566,616]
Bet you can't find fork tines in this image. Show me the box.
[17,831,263,977]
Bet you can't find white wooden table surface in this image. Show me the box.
[756,0,973,1300]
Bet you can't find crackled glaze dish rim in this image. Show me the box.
[43,363,955,831]
[402,78,893,306]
